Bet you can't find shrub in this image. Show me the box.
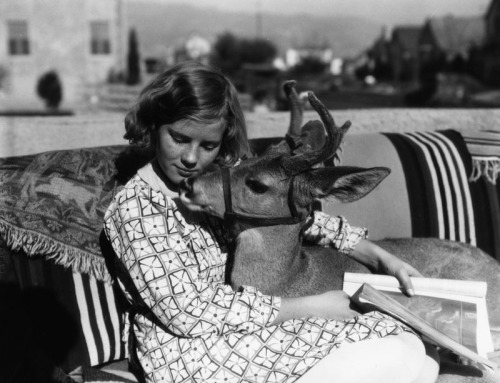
[36,71,63,110]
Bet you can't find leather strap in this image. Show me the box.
[221,167,304,237]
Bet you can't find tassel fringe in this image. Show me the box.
[469,157,500,185]
[0,220,112,284]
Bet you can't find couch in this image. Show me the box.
[1,123,499,382]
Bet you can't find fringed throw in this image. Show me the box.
[0,146,127,283]
[0,220,112,283]
[470,157,500,185]
[462,130,500,185]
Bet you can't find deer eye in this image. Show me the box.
[245,179,268,194]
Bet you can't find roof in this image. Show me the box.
[486,0,500,19]
[391,26,422,53]
[426,16,486,55]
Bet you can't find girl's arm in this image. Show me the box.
[271,290,360,325]
[303,211,422,296]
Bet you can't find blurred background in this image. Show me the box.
[0,0,499,115]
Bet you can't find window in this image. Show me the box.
[8,20,30,55]
[90,21,111,54]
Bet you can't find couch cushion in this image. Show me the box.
[327,132,412,240]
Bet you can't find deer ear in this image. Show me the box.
[304,166,390,203]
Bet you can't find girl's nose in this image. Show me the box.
[181,147,198,168]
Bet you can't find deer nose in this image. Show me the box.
[179,178,194,197]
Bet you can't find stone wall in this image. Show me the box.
[1,108,500,157]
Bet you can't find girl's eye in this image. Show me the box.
[171,135,186,143]
[245,179,268,194]
[202,143,220,151]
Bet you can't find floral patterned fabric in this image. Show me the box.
[303,211,368,256]
[104,171,413,383]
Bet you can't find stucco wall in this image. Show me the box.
[0,0,126,108]
[1,108,500,158]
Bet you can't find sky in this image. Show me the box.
[140,0,491,27]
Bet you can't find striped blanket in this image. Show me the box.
[8,251,127,373]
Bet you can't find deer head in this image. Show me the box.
[179,82,390,236]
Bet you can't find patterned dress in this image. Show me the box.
[103,167,412,383]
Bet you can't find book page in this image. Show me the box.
[351,283,497,371]
[343,273,494,357]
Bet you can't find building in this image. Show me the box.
[390,26,421,85]
[486,0,500,46]
[482,0,500,85]
[0,0,127,110]
[173,34,211,66]
[418,15,485,73]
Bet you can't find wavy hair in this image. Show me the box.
[124,61,249,166]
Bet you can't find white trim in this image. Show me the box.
[73,273,99,365]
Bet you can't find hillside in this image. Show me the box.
[128,1,382,59]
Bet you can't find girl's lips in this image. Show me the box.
[176,167,197,177]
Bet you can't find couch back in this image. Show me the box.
[1,129,499,376]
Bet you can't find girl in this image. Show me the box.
[104,61,438,383]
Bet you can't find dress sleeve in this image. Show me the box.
[302,210,368,254]
[104,182,280,339]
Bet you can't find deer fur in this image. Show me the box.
[179,82,500,367]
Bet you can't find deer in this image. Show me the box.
[178,82,500,380]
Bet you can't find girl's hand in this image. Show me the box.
[375,251,423,296]
[315,290,361,320]
[351,239,423,296]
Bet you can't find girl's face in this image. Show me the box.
[156,119,225,186]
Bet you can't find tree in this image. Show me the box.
[288,56,328,77]
[240,38,277,65]
[211,32,242,75]
[126,28,141,85]
[211,32,277,75]
[36,70,63,110]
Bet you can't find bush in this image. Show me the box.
[36,71,63,110]
[210,32,278,76]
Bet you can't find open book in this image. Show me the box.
[343,273,495,368]
[349,282,497,371]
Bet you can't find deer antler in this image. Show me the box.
[284,80,303,137]
[283,80,304,154]
[281,92,351,175]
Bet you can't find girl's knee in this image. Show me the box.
[390,332,427,380]
[296,332,430,383]
[371,332,438,383]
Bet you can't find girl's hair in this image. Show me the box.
[124,61,249,166]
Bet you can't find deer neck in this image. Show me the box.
[230,223,303,294]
